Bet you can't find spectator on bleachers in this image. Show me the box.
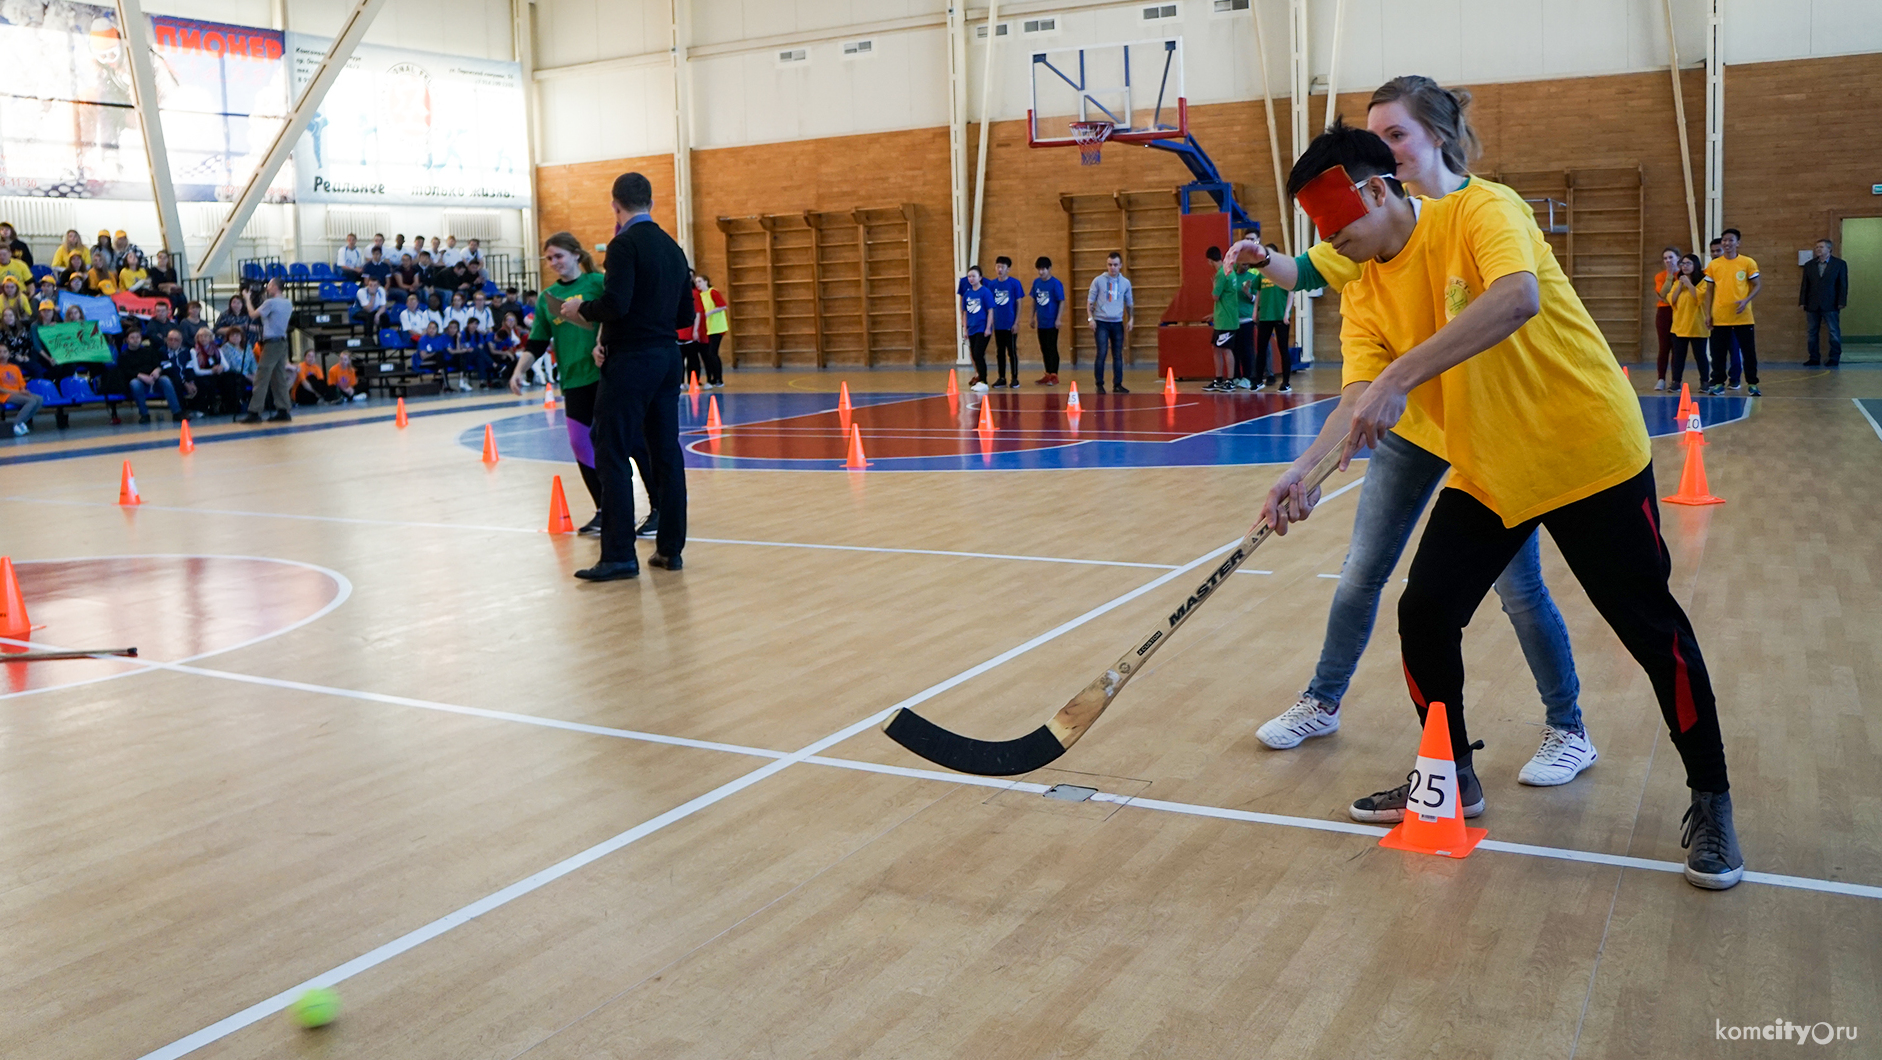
[148,249,184,311]
[440,235,466,266]
[362,246,391,286]
[185,329,240,415]
[52,230,87,274]
[428,236,442,260]
[144,300,188,348]
[468,291,495,333]
[66,271,92,297]
[116,248,150,294]
[442,258,475,294]
[0,276,30,323]
[2,307,34,376]
[327,350,361,402]
[392,234,407,257]
[415,250,440,288]
[443,290,471,331]
[216,294,256,348]
[369,233,385,257]
[0,244,30,289]
[388,253,420,302]
[0,222,31,266]
[491,310,523,353]
[336,233,364,280]
[414,320,449,377]
[400,293,440,343]
[179,301,209,347]
[219,325,256,399]
[90,230,118,276]
[354,275,389,330]
[466,257,490,291]
[112,231,139,268]
[464,238,483,266]
[28,300,62,378]
[122,326,184,424]
[463,315,503,387]
[84,258,117,295]
[442,319,473,391]
[34,275,56,305]
[292,349,340,405]
[0,342,40,435]
[426,291,447,319]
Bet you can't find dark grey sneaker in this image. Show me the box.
[1351,762,1485,823]
[1681,790,1744,890]
[635,510,659,538]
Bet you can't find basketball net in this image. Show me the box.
[1070,120,1114,166]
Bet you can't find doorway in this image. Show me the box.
[1840,216,1882,358]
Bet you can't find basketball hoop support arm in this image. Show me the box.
[1146,135,1257,233]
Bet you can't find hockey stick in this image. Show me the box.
[883,445,1348,776]
[1,647,139,663]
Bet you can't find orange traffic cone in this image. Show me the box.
[1676,382,1694,419]
[395,397,408,428]
[481,424,499,464]
[117,461,142,506]
[546,475,574,534]
[1164,368,1177,398]
[706,394,723,432]
[543,383,556,409]
[688,371,701,398]
[844,423,870,469]
[178,419,195,454]
[0,556,31,639]
[838,380,853,426]
[1377,701,1487,859]
[1662,429,1724,505]
[977,396,995,433]
[945,371,959,398]
[1622,365,1631,381]
[1067,381,1081,410]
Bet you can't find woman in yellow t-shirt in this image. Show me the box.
[1665,254,1709,388]
[51,229,89,274]
[1650,246,1679,390]
[117,249,150,295]
[1228,75,1586,789]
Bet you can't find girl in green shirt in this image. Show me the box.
[512,232,608,533]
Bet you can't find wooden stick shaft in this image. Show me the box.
[1663,0,1702,253]
[1,647,139,663]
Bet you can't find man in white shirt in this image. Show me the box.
[439,235,466,267]
[353,275,389,330]
[335,233,363,280]
[467,291,495,332]
[399,293,442,344]
[463,238,483,266]
[443,290,473,331]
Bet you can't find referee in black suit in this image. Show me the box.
[558,172,695,581]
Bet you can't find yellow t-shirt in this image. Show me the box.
[1669,280,1709,338]
[1703,254,1758,326]
[118,266,148,291]
[1305,176,1538,295]
[1338,182,1649,527]
[0,259,31,289]
[52,244,88,270]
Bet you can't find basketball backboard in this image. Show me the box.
[1028,37,1187,149]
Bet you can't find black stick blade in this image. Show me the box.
[882,709,1069,777]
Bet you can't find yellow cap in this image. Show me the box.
[98,229,110,237]
[37,299,55,311]
[113,229,127,238]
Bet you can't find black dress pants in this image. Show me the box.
[593,348,687,563]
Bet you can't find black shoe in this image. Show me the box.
[138,413,152,424]
[575,561,639,581]
[1681,790,1745,890]
[268,411,292,423]
[992,378,1008,388]
[1827,360,1840,367]
[577,514,602,537]
[1350,762,1485,823]
[1095,384,1107,395]
[648,553,683,571]
[635,510,660,538]
[239,412,262,424]
[1007,379,1020,389]
[1113,384,1130,394]
[1803,360,1822,366]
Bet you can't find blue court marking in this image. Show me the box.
[1854,399,1882,443]
[468,392,1751,472]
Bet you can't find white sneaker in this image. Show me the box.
[969,381,990,393]
[1256,693,1340,749]
[1517,725,1598,786]
[11,421,27,436]
[458,380,473,392]
[1236,377,1252,390]
[1653,378,1667,391]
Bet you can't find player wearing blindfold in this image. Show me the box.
[1255,118,1742,892]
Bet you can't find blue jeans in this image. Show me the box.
[129,375,182,417]
[1804,309,1841,363]
[1092,320,1124,387]
[1306,431,1583,731]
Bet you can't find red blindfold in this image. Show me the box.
[1296,165,1371,235]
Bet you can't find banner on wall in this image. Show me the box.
[286,35,531,207]
[0,2,292,201]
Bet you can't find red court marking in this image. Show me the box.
[699,393,1309,460]
[2,557,343,696]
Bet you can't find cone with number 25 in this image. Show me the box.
[1378,700,1487,859]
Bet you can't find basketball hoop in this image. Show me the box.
[1070,120,1114,166]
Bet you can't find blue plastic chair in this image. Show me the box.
[26,378,65,406]
[340,282,359,300]
[30,264,54,282]
[481,281,500,297]
[318,282,341,301]
[242,262,265,281]
[310,262,335,280]
[288,263,311,281]
[378,327,410,349]
[60,375,99,402]
[265,262,287,281]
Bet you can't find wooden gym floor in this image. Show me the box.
[2,364,1879,1059]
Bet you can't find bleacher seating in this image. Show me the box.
[310,262,335,280]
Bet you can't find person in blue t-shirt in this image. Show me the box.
[1028,255,1065,386]
[959,266,992,392]
[986,256,1026,388]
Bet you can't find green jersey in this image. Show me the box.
[1256,274,1290,322]
[1236,269,1258,322]
[530,271,608,390]
[1211,268,1242,330]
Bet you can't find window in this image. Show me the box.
[841,39,873,57]
[1142,4,1179,20]
[1022,17,1058,34]
[777,47,808,65]
[974,22,1011,39]
[1212,0,1251,12]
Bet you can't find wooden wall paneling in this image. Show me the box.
[1566,166,1645,361]
[1117,189,1182,365]
[716,215,773,368]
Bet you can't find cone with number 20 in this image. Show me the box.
[1378,700,1487,859]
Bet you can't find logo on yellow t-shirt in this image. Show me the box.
[1444,276,1470,321]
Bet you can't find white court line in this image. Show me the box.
[131,534,1254,1060]
[1854,398,1882,444]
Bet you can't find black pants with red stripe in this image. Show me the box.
[1398,464,1729,792]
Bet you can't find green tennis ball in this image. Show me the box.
[288,987,340,1029]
